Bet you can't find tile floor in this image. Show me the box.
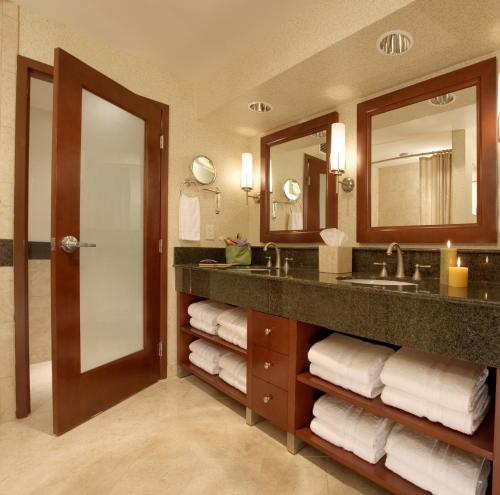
[0,367,388,495]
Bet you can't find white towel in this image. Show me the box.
[188,339,225,365]
[218,325,247,350]
[385,424,491,495]
[189,317,218,336]
[219,369,247,394]
[311,395,394,464]
[219,352,247,382]
[188,300,234,327]
[288,211,303,230]
[381,385,490,435]
[188,352,220,375]
[309,362,384,398]
[380,348,488,413]
[179,194,200,241]
[308,333,394,386]
[217,307,247,335]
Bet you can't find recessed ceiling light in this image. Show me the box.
[248,101,272,113]
[429,93,456,106]
[377,30,413,56]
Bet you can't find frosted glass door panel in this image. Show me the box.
[80,90,145,373]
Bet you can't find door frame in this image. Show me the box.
[14,55,169,420]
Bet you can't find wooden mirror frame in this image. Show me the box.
[357,58,497,244]
[260,111,339,243]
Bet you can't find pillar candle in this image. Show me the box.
[448,257,469,288]
[440,240,457,285]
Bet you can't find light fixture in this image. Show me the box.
[241,152,260,204]
[377,30,413,56]
[248,101,272,113]
[429,93,456,106]
[329,122,354,193]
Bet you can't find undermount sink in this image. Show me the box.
[339,278,416,286]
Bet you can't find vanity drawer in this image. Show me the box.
[252,345,289,390]
[251,376,288,431]
[251,311,289,355]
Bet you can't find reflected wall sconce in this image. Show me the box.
[330,122,355,193]
[241,152,260,204]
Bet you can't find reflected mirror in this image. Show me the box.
[283,179,302,201]
[191,155,216,185]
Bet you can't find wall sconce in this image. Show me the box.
[330,122,355,192]
[241,152,260,204]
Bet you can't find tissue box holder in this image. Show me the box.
[225,245,251,265]
[319,246,352,274]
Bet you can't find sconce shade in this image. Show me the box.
[330,122,346,174]
[269,160,273,193]
[241,152,253,190]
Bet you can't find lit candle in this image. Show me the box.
[448,257,469,288]
[440,240,457,285]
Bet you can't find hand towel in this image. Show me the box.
[219,369,247,394]
[288,211,303,230]
[380,348,488,413]
[189,317,218,336]
[310,362,384,398]
[179,194,200,241]
[381,385,490,435]
[308,333,394,386]
[188,300,234,327]
[218,325,247,350]
[217,307,248,335]
[385,424,491,495]
[188,339,225,365]
[219,352,247,382]
[189,352,220,375]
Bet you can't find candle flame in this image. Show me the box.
[457,257,461,267]
[447,240,451,248]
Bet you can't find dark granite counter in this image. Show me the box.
[175,264,500,368]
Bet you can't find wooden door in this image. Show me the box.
[51,48,162,434]
[303,154,327,231]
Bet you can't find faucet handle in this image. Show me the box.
[284,257,294,274]
[373,261,388,278]
[412,263,431,281]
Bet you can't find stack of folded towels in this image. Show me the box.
[187,300,234,335]
[218,352,247,393]
[188,339,226,375]
[385,424,491,495]
[380,348,490,435]
[310,394,394,464]
[308,333,394,398]
[216,307,248,350]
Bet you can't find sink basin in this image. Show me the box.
[340,278,416,286]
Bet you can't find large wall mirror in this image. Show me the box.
[260,112,338,242]
[357,58,497,243]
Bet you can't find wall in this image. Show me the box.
[0,0,251,422]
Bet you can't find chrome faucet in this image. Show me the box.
[386,242,405,279]
[263,242,281,270]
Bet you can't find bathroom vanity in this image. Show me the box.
[175,256,500,495]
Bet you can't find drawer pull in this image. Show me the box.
[263,361,273,370]
[263,394,273,404]
[264,328,272,336]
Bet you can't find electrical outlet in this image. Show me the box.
[205,224,215,240]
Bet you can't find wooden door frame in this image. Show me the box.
[14,55,169,420]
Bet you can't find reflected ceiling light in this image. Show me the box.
[429,93,456,106]
[248,101,272,113]
[377,30,413,56]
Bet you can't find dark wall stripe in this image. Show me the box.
[28,241,51,260]
[0,239,13,266]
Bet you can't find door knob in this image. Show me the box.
[263,394,272,404]
[264,361,272,370]
[60,235,96,253]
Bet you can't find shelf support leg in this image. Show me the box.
[287,432,305,455]
[246,407,262,426]
[177,365,191,378]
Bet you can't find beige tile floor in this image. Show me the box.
[0,365,389,495]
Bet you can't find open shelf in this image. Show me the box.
[181,326,247,357]
[181,362,248,407]
[296,427,429,495]
[297,372,494,460]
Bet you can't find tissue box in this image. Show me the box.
[319,246,352,274]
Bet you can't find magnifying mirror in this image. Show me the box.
[283,179,301,201]
[191,155,216,185]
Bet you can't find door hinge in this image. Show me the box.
[158,342,163,357]
[160,135,164,149]
[308,176,311,186]
[158,239,163,254]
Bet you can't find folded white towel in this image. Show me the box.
[310,362,383,398]
[219,368,247,394]
[381,385,490,435]
[218,325,247,350]
[189,339,225,365]
[311,395,394,464]
[179,194,200,241]
[381,348,488,413]
[188,352,220,375]
[288,211,303,230]
[188,300,234,327]
[189,317,218,335]
[219,352,247,381]
[308,333,394,386]
[217,307,247,335]
[385,424,491,495]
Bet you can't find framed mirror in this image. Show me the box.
[357,58,497,243]
[191,155,216,185]
[260,112,339,242]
